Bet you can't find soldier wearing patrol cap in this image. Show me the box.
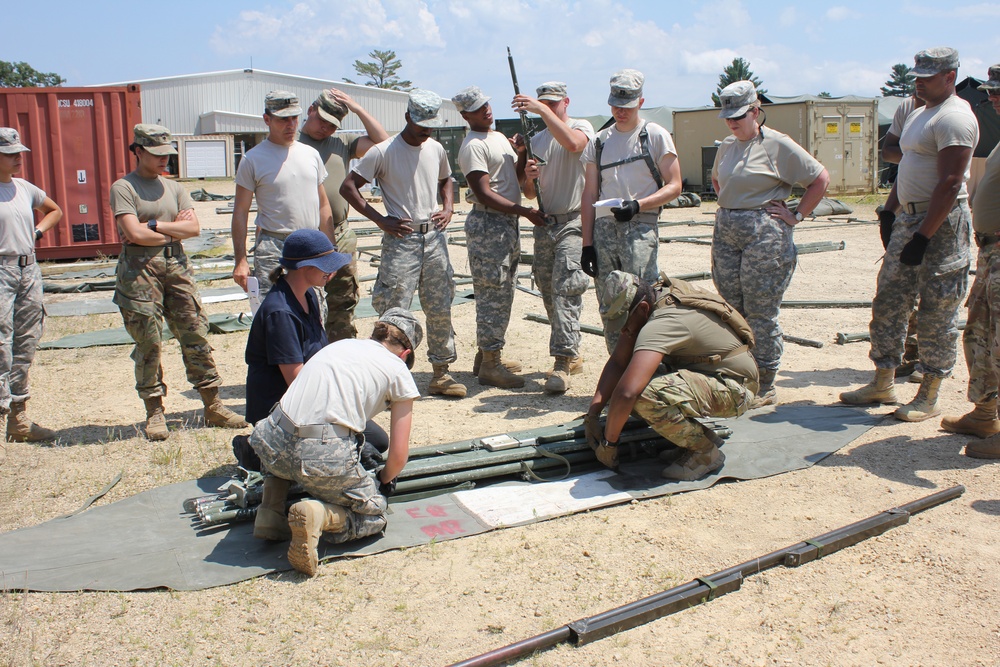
[299,88,389,343]
[341,89,467,399]
[0,127,63,442]
[584,271,757,481]
[512,82,595,394]
[940,64,1000,459]
[111,124,248,440]
[231,91,334,301]
[842,47,980,424]
[581,69,682,353]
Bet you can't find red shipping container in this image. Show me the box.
[0,85,142,260]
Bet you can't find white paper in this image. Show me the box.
[594,198,624,208]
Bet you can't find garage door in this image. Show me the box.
[185,141,227,178]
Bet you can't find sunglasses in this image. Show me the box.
[728,109,753,121]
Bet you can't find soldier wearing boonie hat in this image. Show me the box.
[298,88,389,344]
[0,127,62,442]
[581,69,682,353]
[841,46,980,425]
[584,270,757,481]
[340,88,466,398]
[454,84,545,389]
[940,63,1000,459]
[510,81,595,393]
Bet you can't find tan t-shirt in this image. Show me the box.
[298,131,362,225]
[352,135,451,222]
[897,95,979,205]
[110,172,194,231]
[532,118,594,215]
[581,121,676,200]
[973,143,1000,234]
[458,130,520,205]
[633,301,758,383]
[712,128,825,209]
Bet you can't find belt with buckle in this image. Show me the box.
[0,254,35,267]
[546,211,581,224]
[273,405,352,440]
[258,228,293,240]
[471,204,516,219]
[903,201,929,214]
[975,232,1000,248]
[122,243,182,258]
[414,220,431,234]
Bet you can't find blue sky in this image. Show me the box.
[8,0,1000,115]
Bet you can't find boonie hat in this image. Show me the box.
[378,308,424,368]
[452,86,491,113]
[608,69,644,108]
[536,82,568,101]
[407,89,446,128]
[314,90,348,127]
[979,64,1000,92]
[132,124,177,156]
[601,270,641,333]
[718,81,759,119]
[265,90,302,117]
[0,128,30,154]
[911,47,960,77]
[279,229,351,275]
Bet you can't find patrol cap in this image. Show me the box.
[0,128,30,154]
[979,64,1000,92]
[608,69,644,108]
[718,81,759,119]
[911,47,960,77]
[265,90,302,117]
[536,82,568,101]
[452,86,491,113]
[132,124,177,156]
[279,229,351,275]
[378,308,424,368]
[407,89,446,128]
[314,90,348,127]
[601,270,642,333]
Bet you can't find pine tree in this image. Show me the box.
[880,64,915,97]
[711,58,766,106]
[818,91,833,98]
[0,61,65,87]
[343,50,412,91]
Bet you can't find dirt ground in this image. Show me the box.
[1,180,997,667]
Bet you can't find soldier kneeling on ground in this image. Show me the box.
[585,271,758,481]
[247,308,422,576]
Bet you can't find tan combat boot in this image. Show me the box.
[966,432,1000,459]
[6,400,56,442]
[840,368,898,405]
[661,435,725,481]
[544,356,578,394]
[751,369,778,408]
[254,476,292,541]
[941,402,1000,438]
[286,499,349,576]
[477,349,525,389]
[428,364,467,398]
[894,376,943,422]
[472,349,522,375]
[143,397,169,441]
[199,388,249,429]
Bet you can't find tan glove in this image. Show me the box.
[583,412,604,451]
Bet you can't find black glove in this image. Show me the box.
[878,209,895,250]
[359,441,383,471]
[611,199,641,222]
[378,473,397,498]
[232,435,262,472]
[900,232,930,266]
[581,245,598,278]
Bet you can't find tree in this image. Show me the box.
[881,63,915,97]
[343,50,411,91]
[818,91,833,98]
[0,61,65,87]
[711,57,766,107]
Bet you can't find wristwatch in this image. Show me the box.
[147,219,158,231]
[794,211,804,223]
[34,228,43,241]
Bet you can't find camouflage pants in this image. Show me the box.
[533,213,589,357]
[632,368,753,450]
[324,220,360,342]
[712,207,796,372]
[114,248,222,399]
[249,411,386,542]
[466,209,520,351]
[962,242,1000,404]
[0,262,44,409]
[869,204,971,377]
[593,214,660,352]
[253,231,333,331]
[372,227,457,365]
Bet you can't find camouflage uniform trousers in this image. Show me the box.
[632,367,753,450]
[114,246,222,399]
[533,213,589,357]
[0,262,44,410]
[324,220,360,342]
[253,231,331,328]
[961,241,1000,404]
[712,207,796,372]
[250,410,386,542]
[372,226,457,365]
[869,203,971,377]
[466,209,520,352]
[593,214,660,352]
